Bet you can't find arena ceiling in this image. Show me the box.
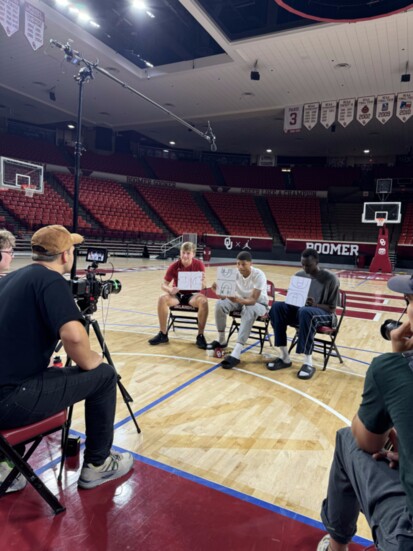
[0,0,412,158]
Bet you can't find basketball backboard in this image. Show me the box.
[0,157,44,194]
[376,178,392,195]
[362,202,401,224]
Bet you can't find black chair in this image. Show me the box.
[0,410,70,514]
[288,290,347,370]
[227,280,275,353]
[167,304,199,334]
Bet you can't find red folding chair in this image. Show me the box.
[0,410,70,514]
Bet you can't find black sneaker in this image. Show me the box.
[196,334,207,349]
[148,332,169,345]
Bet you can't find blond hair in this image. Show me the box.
[180,241,196,254]
[0,229,16,250]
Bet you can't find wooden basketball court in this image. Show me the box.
[3,255,407,547]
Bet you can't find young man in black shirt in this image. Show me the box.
[0,225,133,490]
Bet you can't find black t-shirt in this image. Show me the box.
[0,264,84,385]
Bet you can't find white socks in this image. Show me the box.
[231,343,243,359]
[280,346,291,362]
[304,354,313,366]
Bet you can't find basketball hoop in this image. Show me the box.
[22,185,35,198]
[376,217,385,227]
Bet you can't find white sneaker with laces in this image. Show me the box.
[78,451,133,489]
[317,535,331,551]
[0,460,27,493]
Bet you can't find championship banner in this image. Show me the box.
[24,2,44,51]
[337,98,355,128]
[0,0,20,37]
[396,91,413,123]
[303,102,319,130]
[320,100,337,129]
[283,105,303,134]
[376,94,395,124]
[356,96,375,126]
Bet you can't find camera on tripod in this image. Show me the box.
[68,247,122,313]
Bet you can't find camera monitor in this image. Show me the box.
[86,247,108,263]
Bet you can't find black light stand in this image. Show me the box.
[50,37,218,437]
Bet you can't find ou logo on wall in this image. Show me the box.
[224,237,233,250]
[378,248,386,255]
[379,239,386,246]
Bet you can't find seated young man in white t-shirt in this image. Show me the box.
[208,251,268,369]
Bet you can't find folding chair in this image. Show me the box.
[227,280,275,353]
[167,304,199,334]
[0,410,70,514]
[288,289,347,370]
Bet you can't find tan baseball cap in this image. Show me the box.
[31,225,84,255]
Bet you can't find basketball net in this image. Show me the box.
[376,217,385,227]
[22,185,35,198]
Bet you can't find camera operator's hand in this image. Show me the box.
[373,428,399,469]
[305,296,316,307]
[390,320,413,353]
[60,320,103,370]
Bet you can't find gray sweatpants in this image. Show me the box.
[215,298,267,346]
[321,427,413,550]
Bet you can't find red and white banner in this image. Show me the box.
[283,105,303,133]
[24,2,44,51]
[356,96,375,126]
[376,94,395,124]
[285,239,376,256]
[337,98,355,127]
[396,91,413,123]
[303,102,319,130]
[320,100,337,129]
[0,0,19,37]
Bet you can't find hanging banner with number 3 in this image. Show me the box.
[283,105,303,134]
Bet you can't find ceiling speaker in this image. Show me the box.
[274,1,413,22]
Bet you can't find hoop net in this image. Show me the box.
[376,217,385,227]
[22,185,35,198]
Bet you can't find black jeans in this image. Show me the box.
[321,427,413,550]
[0,364,117,465]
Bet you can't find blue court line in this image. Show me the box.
[34,338,375,546]
[35,435,371,548]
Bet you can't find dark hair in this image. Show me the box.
[301,248,319,261]
[237,251,252,262]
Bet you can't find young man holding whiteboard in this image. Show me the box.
[148,241,208,348]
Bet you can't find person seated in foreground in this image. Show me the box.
[267,248,339,380]
[148,241,208,349]
[0,225,133,492]
[317,274,413,551]
[209,251,269,369]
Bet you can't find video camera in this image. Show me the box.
[68,247,122,313]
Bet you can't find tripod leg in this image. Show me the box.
[89,318,141,434]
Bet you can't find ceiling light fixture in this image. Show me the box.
[169,141,176,145]
[363,149,370,154]
[67,124,75,129]
[266,149,272,153]
[55,0,69,7]
[132,0,147,10]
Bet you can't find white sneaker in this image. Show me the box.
[317,535,331,551]
[78,451,133,489]
[0,460,27,493]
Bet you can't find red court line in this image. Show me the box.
[346,301,405,313]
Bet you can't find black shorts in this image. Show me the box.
[176,293,194,306]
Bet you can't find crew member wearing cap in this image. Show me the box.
[0,225,133,490]
[317,275,413,551]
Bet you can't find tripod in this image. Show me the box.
[82,310,141,435]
